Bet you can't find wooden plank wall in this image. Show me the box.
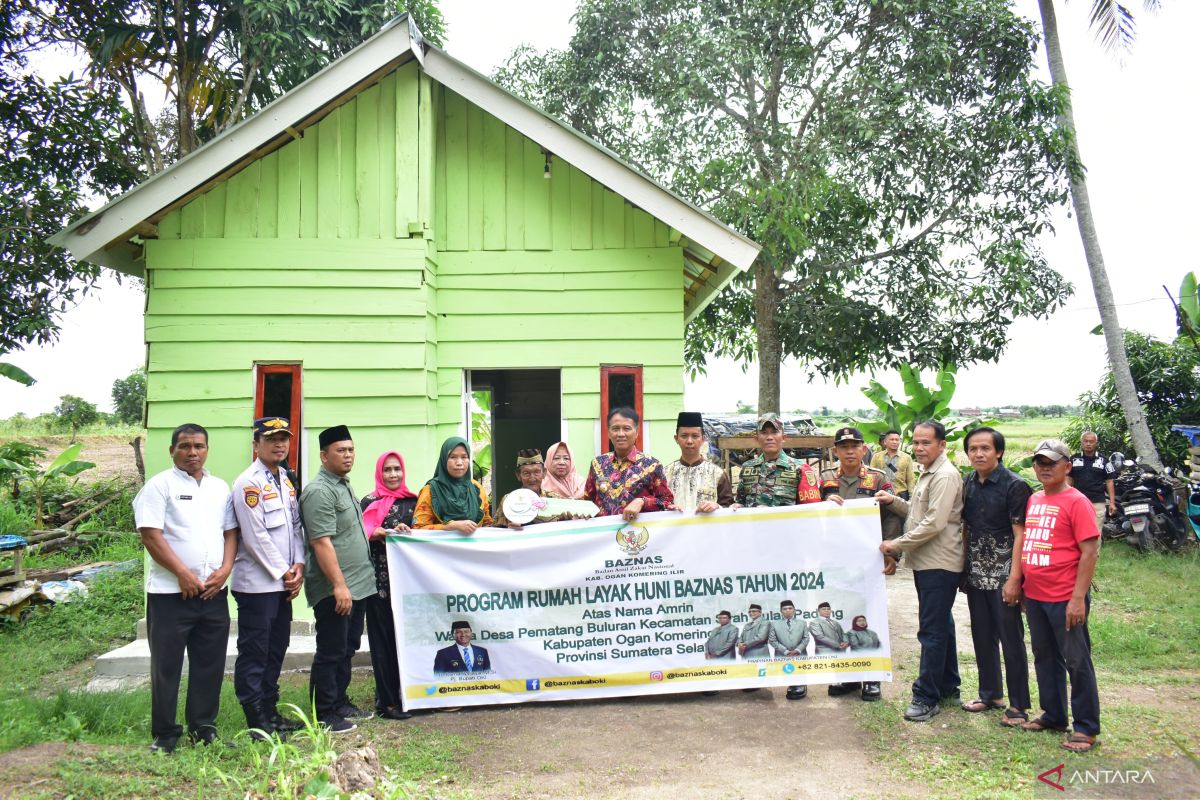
[147,67,686,482]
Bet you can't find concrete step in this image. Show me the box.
[134,617,314,639]
[90,634,375,691]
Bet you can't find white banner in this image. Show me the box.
[387,500,892,708]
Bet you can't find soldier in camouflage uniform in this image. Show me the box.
[735,413,821,508]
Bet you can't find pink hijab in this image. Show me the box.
[542,441,586,499]
[362,451,417,536]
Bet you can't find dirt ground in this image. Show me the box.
[398,570,929,800]
[26,435,145,483]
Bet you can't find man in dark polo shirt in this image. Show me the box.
[1068,431,1116,536]
[960,427,1032,725]
[301,425,377,734]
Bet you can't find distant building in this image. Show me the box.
[997,408,1022,418]
[958,408,984,417]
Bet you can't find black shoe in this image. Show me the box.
[861,682,882,702]
[904,701,942,722]
[379,706,413,720]
[188,726,220,746]
[242,700,276,742]
[336,702,374,721]
[742,687,761,693]
[320,715,357,734]
[701,690,718,696]
[149,735,178,755]
[785,686,807,700]
[265,697,302,733]
[827,682,860,697]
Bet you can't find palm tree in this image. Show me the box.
[1036,0,1163,469]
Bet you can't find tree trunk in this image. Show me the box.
[1037,0,1163,469]
[755,260,783,414]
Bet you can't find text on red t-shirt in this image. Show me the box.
[1021,486,1099,602]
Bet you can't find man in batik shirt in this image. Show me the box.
[665,412,737,512]
[585,406,675,521]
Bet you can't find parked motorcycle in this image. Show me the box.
[1108,453,1191,552]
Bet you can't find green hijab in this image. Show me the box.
[427,436,483,523]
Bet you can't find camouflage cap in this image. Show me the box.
[756,412,782,432]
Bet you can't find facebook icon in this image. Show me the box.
[526,678,541,691]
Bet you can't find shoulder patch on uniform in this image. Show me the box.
[243,486,260,508]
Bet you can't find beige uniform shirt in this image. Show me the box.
[889,453,965,572]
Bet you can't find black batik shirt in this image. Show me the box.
[962,465,1032,590]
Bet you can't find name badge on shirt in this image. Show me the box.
[177,495,193,500]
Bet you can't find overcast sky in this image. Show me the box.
[2,0,1196,417]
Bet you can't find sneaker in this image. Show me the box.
[320,715,357,734]
[336,702,374,721]
[904,702,942,722]
[785,686,807,700]
[861,682,882,702]
[149,736,178,755]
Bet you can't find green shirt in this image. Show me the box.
[300,466,376,607]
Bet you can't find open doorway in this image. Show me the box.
[466,369,561,502]
[255,363,302,484]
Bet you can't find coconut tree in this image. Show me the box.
[1036,0,1163,468]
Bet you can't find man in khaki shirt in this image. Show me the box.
[877,420,964,722]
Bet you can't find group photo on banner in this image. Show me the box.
[387,501,893,709]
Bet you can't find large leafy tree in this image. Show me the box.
[4,1,444,355]
[1062,330,1198,470]
[20,0,447,171]
[1036,0,1164,468]
[497,0,1073,411]
[1,10,137,357]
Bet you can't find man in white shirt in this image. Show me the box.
[133,423,238,754]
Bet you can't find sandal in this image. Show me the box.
[1062,732,1099,753]
[998,708,1029,727]
[961,698,1005,713]
[1021,716,1068,732]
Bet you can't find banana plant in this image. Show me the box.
[856,363,994,447]
[1175,272,1200,356]
[0,443,95,529]
[0,363,34,386]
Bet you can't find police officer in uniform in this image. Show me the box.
[819,427,895,701]
[230,416,305,739]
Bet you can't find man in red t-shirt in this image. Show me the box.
[1004,439,1100,753]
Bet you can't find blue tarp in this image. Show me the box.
[1170,425,1200,447]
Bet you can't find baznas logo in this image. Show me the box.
[616,526,650,556]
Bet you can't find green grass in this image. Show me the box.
[0,527,470,798]
[0,422,146,438]
[860,543,1200,798]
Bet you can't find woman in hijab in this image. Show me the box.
[542,441,587,499]
[414,436,493,531]
[359,451,418,720]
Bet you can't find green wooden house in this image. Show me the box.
[52,16,760,498]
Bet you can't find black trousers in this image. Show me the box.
[1026,596,1101,735]
[364,593,404,712]
[310,595,367,718]
[966,586,1031,708]
[911,569,962,705]
[146,590,230,740]
[233,590,292,706]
